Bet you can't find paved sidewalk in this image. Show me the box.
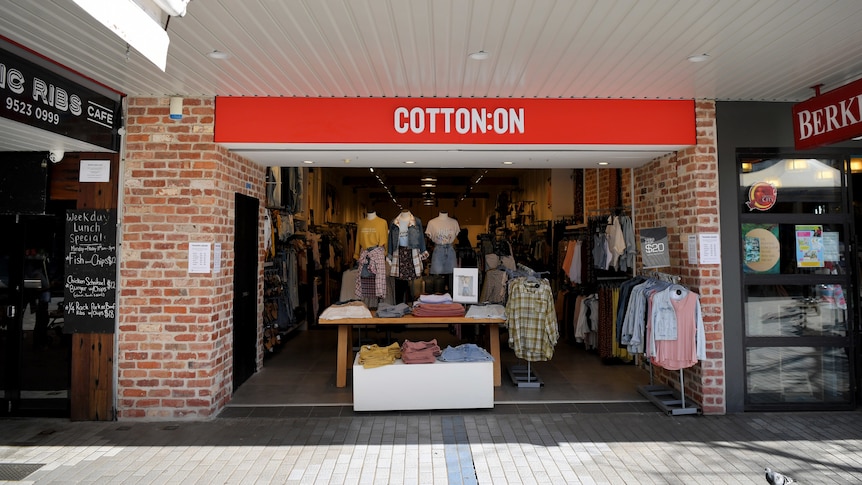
[2,405,862,484]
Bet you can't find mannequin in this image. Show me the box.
[354,211,388,258]
[425,211,460,294]
[387,210,428,304]
[354,209,390,303]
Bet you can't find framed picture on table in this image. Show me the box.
[453,268,479,304]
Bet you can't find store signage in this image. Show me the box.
[215,97,695,145]
[64,209,117,333]
[0,44,122,151]
[793,78,862,150]
[746,181,777,211]
[640,227,669,269]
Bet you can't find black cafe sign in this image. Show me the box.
[64,209,117,333]
[1,43,122,151]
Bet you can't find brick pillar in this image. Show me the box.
[633,99,724,414]
[119,97,266,419]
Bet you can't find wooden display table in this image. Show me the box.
[317,316,505,388]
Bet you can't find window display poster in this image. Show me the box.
[640,227,669,268]
[795,225,824,268]
[822,232,840,262]
[742,223,780,274]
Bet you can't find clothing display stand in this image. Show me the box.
[508,361,543,388]
[633,269,700,415]
[504,266,554,389]
[637,361,699,415]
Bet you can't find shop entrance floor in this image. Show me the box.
[227,326,654,413]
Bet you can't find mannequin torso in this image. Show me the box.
[426,211,460,245]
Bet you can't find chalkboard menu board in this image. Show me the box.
[64,209,117,333]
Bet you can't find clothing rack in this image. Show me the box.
[640,269,681,284]
[634,271,700,415]
[586,205,632,216]
[638,365,700,416]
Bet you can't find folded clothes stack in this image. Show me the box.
[319,301,373,319]
[358,342,402,368]
[412,302,466,317]
[416,293,453,304]
[401,339,442,364]
[376,302,412,318]
[464,304,506,320]
[438,343,494,362]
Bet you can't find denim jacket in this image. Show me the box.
[387,212,428,257]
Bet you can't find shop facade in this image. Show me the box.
[109,96,727,419]
[717,101,862,413]
[4,63,861,420]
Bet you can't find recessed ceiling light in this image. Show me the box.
[207,50,231,60]
[469,50,490,61]
[502,161,513,165]
[421,183,436,188]
[302,160,313,164]
[404,160,415,164]
[597,162,609,166]
[687,53,709,63]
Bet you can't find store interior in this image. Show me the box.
[236,165,657,409]
[1,158,667,414]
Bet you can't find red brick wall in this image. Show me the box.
[633,99,724,414]
[119,96,266,419]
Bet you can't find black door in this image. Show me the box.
[0,212,72,417]
[233,193,259,391]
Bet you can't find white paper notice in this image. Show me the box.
[188,242,211,273]
[687,235,697,265]
[79,159,111,182]
[214,243,222,274]
[699,234,721,264]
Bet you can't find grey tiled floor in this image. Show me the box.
[229,326,652,409]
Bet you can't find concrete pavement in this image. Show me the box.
[1,404,861,484]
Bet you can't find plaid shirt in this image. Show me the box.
[355,246,387,298]
[505,278,559,361]
[389,247,426,277]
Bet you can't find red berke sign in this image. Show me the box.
[793,78,862,150]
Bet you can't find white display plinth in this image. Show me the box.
[352,355,494,411]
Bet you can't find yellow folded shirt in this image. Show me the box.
[358,342,402,368]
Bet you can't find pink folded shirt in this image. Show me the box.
[411,302,465,317]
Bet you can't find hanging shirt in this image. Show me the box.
[567,240,582,284]
[647,286,705,370]
[606,215,626,270]
[505,278,559,361]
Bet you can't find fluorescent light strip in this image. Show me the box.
[72,0,170,71]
